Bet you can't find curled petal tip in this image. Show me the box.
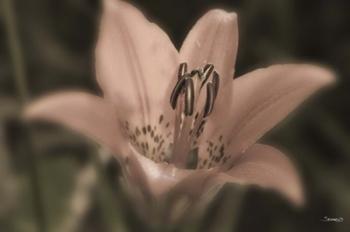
[102,0,129,12]
[317,66,337,86]
[23,99,47,121]
[22,92,72,121]
[307,64,336,84]
[290,186,305,208]
[299,64,337,86]
[102,0,115,9]
[207,9,238,22]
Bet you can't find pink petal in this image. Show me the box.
[24,91,128,157]
[179,9,238,113]
[96,0,178,142]
[180,9,238,85]
[220,144,304,205]
[115,145,203,212]
[225,64,335,158]
[163,169,226,221]
[166,169,218,201]
[24,92,156,203]
[23,91,199,206]
[197,64,335,169]
[179,9,239,164]
[123,151,216,222]
[131,153,195,198]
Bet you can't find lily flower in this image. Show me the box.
[25,0,335,219]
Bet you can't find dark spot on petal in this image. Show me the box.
[135,127,141,136]
[154,136,159,143]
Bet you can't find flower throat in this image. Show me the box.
[170,63,220,168]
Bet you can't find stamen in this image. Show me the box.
[204,83,215,117]
[170,77,186,109]
[184,79,194,116]
[170,62,221,168]
[212,71,220,98]
[178,63,187,80]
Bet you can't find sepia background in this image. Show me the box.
[1,0,349,231]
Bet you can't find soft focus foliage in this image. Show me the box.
[0,0,349,231]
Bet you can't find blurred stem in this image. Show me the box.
[93,151,128,232]
[1,0,29,103]
[2,0,46,232]
[55,163,96,232]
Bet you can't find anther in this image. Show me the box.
[190,69,201,77]
[204,83,215,117]
[184,79,194,116]
[212,71,220,98]
[178,63,187,79]
[170,78,186,109]
[201,64,214,86]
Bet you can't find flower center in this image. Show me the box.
[169,63,220,168]
[122,63,221,168]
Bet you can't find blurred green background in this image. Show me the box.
[0,0,349,231]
